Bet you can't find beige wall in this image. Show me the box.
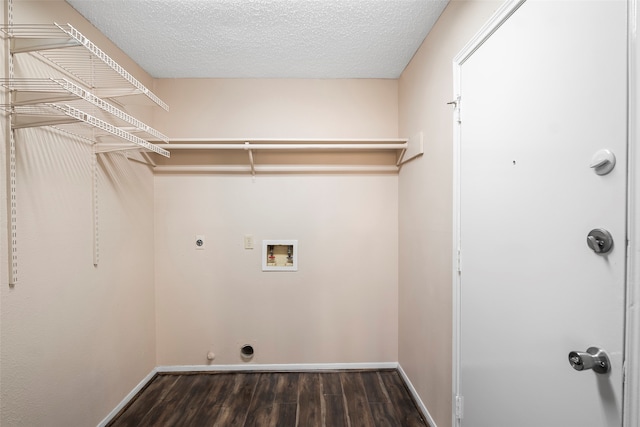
[397,1,502,426]
[155,174,399,365]
[1,1,157,425]
[154,78,398,139]
[153,78,400,365]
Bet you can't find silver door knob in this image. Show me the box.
[587,228,613,254]
[568,347,610,374]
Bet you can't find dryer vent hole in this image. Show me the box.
[241,344,254,360]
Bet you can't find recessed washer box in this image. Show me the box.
[262,240,298,272]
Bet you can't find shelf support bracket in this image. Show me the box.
[245,141,256,176]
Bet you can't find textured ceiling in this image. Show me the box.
[65,0,449,79]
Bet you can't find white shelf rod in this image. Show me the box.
[167,137,406,143]
[163,143,407,150]
[154,165,399,173]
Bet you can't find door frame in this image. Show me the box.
[450,1,639,426]
[624,0,640,425]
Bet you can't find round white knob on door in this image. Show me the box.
[589,149,616,175]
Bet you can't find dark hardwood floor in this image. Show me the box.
[107,369,430,427]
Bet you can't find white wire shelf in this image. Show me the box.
[1,23,168,111]
[3,78,169,142]
[9,104,170,157]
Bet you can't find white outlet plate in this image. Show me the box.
[195,235,205,250]
[244,234,254,249]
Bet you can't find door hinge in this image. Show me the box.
[457,249,462,273]
[455,395,464,419]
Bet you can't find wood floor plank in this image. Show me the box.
[244,373,279,426]
[274,372,300,404]
[361,371,390,403]
[187,404,224,427]
[369,402,403,427]
[248,373,300,427]
[243,404,277,427]
[274,402,298,427]
[186,373,236,426]
[340,371,376,427]
[134,375,196,426]
[297,373,322,427]
[161,374,212,426]
[320,372,342,395]
[108,374,180,427]
[379,371,429,427]
[321,372,348,427]
[323,393,348,427]
[214,373,260,427]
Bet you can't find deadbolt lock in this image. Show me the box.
[587,228,613,254]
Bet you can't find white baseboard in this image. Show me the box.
[97,361,433,427]
[156,361,399,373]
[97,368,158,427]
[397,364,437,427]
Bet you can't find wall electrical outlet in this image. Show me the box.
[244,234,254,249]
[195,235,205,250]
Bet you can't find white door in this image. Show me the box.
[457,1,627,426]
